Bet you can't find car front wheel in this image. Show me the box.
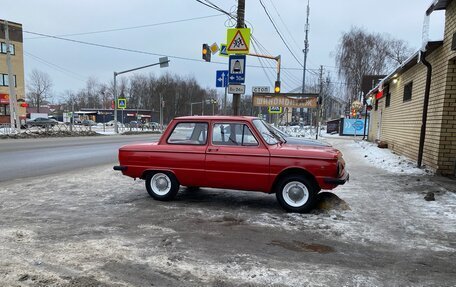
[145,172,179,201]
[275,175,317,213]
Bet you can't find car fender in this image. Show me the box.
[270,166,320,193]
[140,168,179,181]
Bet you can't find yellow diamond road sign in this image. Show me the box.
[227,28,251,54]
[210,42,219,54]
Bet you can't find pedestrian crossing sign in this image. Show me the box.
[227,28,250,54]
[118,98,127,109]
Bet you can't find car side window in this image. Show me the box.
[242,125,259,146]
[167,122,208,145]
[212,123,258,146]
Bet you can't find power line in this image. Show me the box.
[22,30,305,71]
[25,14,225,40]
[251,35,304,88]
[268,0,302,54]
[258,0,303,67]
[24,51,86,82]
[251,40,273,84]
[195,0,236,20]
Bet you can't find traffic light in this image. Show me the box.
[351,108,357,117]
[202,44,211,62]
[274,80,281,93]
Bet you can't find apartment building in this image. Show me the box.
[0,20,25,124]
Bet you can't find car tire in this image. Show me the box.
[145,172,179,201]
[275,175,317,213]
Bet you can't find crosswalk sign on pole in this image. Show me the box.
[219,43,228,57]
[118,98,127,109]
[226,28,251,54]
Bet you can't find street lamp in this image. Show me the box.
[114,57,169,133]
[190,99,217,116]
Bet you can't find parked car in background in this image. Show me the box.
[26,117,58,128]
[81,120,97,126]
[129,121,143,128]
[106,120,120,126]
[269,125,331,147]
[144,122,159,130]
[114,116,348,213]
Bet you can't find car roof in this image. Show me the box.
[175,116,258,121]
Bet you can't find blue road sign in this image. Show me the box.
[220,44,228,57]
[216,70,229,88]
[228,55,246,84]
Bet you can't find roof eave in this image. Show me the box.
[366,41,443,97]
[426,0,452,15]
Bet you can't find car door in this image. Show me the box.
[157,121,208,187]
[205,121,270,192]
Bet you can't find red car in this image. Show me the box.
[114,116,348,213]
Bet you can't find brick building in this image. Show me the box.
[366,0,456,176]
[0,20,26,124]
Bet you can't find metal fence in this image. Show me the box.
[0,123,161,136]
[0,123,92,135]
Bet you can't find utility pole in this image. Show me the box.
[4,21,20,131]
[316,65,323,140]
[159,93,163,131]
[232,0,245,116]
[301,0,310,124]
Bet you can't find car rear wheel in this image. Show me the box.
[145,172,179,201]
[275,175,317,213]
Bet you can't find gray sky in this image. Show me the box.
[3,0,446,100]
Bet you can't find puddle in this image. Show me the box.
[269,240,335,253]
[213,216,245,226]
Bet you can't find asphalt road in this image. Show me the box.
[0,134,160,182]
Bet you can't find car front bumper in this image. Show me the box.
[324,171,349,185]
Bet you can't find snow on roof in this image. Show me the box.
[426,0,452,15]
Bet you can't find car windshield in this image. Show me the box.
[253,119,284,145]
[268,124,291,138]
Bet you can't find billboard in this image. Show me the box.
[341,118,369,136]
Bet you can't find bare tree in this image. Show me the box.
[26,69,53,113]
[335,27,413,102]
[386,38,414,66]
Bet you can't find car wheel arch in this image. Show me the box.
[271,168,320,194]
[141,169,179,182]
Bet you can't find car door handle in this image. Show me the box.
[208,148,219,152]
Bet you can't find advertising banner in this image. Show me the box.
[341,118,369,136]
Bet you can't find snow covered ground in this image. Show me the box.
[0,136,455,286]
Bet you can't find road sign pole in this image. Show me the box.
[114,72,118,133]
[224,86,228,115]
[233,0,245,115]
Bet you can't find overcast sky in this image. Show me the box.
[2,0,446,100]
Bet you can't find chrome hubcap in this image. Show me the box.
[283,181,309,208]
[151,173,171,195]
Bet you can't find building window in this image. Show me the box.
[385,93,391,107]
[0,42,15,55]
[382,85,390,107]
[0,74,17,87]
[374,99,379,111]
[0,105,10,115]
[403,82,413,102]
